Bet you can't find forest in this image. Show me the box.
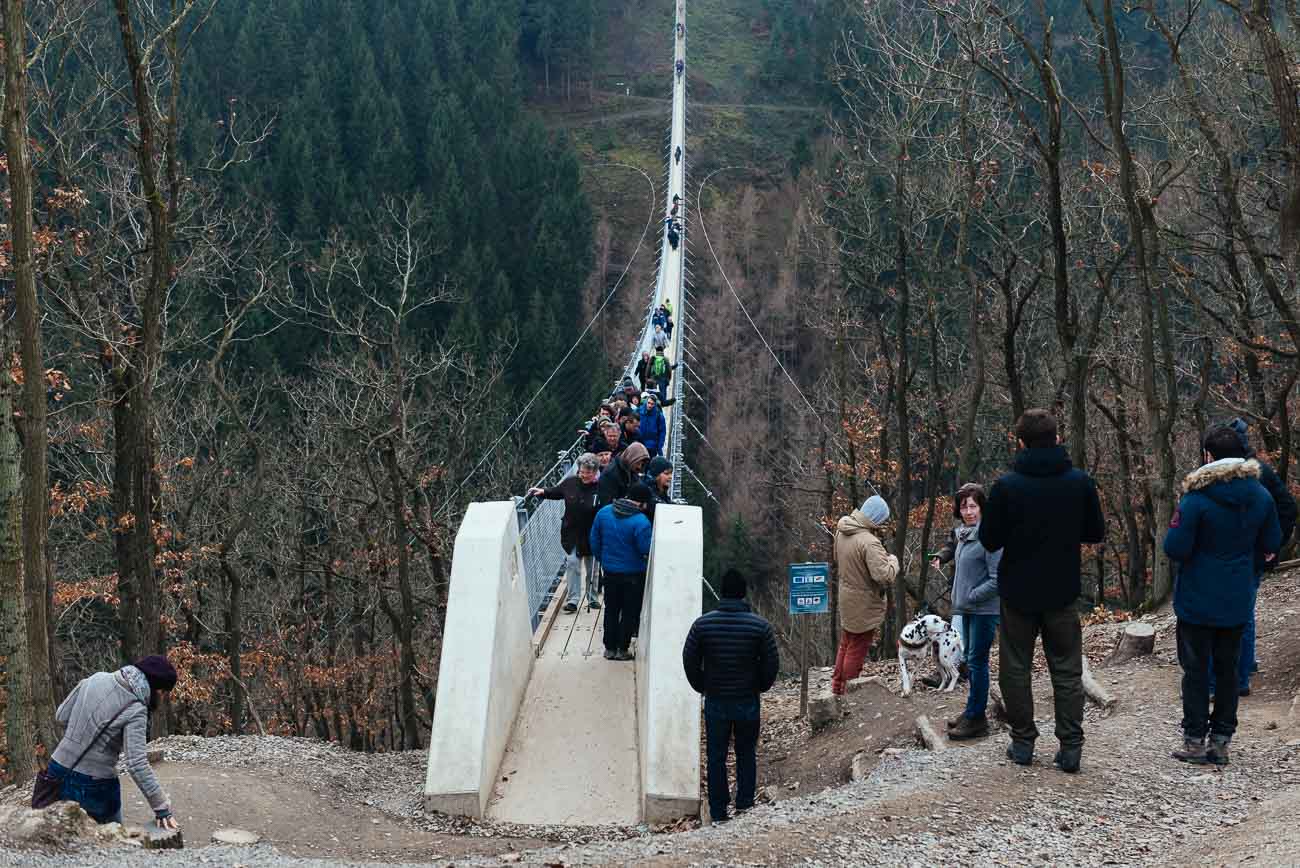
[3,0,1300,783]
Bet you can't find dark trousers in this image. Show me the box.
[998,602,1084,749]
[1209,576,1259,694]
[1178,619,1245,741]
[704,696,760,819]
[602,571,645,652]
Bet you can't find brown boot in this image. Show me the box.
[949,715,989,740]
[946,713,966,730]
[1206,735,1230,766]
[1172,737,1209,764]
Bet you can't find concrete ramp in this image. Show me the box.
[487,602,640,825]
[425,504,704,826]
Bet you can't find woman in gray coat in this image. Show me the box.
[938,483,1001,740]
[45,655,179,829]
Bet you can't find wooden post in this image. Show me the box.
[799,618,810,717]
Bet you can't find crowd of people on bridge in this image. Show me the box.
[527,301,683,658]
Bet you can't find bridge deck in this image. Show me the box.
[485,600,641,826]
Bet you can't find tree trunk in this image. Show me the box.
[0,377,36,784]
[890,154,913,633]
[3,0,57,760]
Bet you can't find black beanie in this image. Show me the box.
[627,482,653,504]
[721,568,747,599]
[645,456,672,479]
[133,655,178,692]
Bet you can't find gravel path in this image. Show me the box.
[2,581,1297,866]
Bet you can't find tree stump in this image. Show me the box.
[1081,657,1118,713]
[144,826,183,850]
[915,714,948,752]
[1107,622,1156,665]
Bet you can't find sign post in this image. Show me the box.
[789,562,829,718]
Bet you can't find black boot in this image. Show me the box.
[1053,746,1082,774]
[1005,740,1034,766]
[949,715,989,740]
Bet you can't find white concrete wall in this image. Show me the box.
[637,504,703,823]
[424,501,535,818]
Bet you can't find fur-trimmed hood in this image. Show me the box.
[1181,457,1261,494]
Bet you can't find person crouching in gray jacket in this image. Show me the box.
[945,483,1002,741]
[46,655,179,829]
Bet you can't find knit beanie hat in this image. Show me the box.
[860,495,891,526]
[645,456,672,479]
[133,655,178,692]
[721,568,747,599]
[627,482,653,504]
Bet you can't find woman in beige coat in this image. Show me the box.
[831,495,899,695]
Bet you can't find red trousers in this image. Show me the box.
[831,628,876,695]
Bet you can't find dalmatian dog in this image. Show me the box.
[897,613,964,697]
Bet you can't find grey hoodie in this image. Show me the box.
[950,524,1002,617]
[52,666,170,814]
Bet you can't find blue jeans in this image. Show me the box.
[704,697,760,819]
[46,760,122,824]
[1210,576,1259,694]
[961,614,999,720]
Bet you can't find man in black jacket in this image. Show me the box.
[597,442,650,508]
[1215,418,1299,696]
[979,409,1105,774]
[529,453,603,613]
[682,569,780,823]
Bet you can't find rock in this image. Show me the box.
[147,747,165,765]
[211,827,261,845]
[0,802,99,847]
[808,694,839,729]
[846,676,886,694]
[851,751,871,782]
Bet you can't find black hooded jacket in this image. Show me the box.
[538,475,601,556]
[979,446,1106,613]
[1254,459,1297,570]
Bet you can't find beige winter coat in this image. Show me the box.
[834,509,899,634]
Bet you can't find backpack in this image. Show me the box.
[651,355,669,378]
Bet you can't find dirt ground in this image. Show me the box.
[119,763,546,861]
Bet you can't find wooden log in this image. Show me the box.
[915,714,948,752]
[988,686,1008,723]
[1106,622,1156,665]
[1081,657,1118,713]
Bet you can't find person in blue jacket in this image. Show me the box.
[638,392,667,456]
[590,482,654,660]
[1164,424,1281,766]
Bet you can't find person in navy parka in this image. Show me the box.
[638,392,667,456]
[1164,424,1281,766]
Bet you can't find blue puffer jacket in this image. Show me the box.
[589,500,653,574]
[639,403,666,456]
[1164,458,1282,627]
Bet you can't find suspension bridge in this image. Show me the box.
[423,0,705,825]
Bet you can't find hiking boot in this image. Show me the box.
[588,600,601,610]
[946,713,966,730]
[616,649,634,661]
[1172,737,1210,764]
[563,602,578,614]
[1053,747,1082,774]
[1207,735,1231,766]
[603,649,617,660]
[920,674,942,689]
[949,715,989,741]
[1005,741,1034,766]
